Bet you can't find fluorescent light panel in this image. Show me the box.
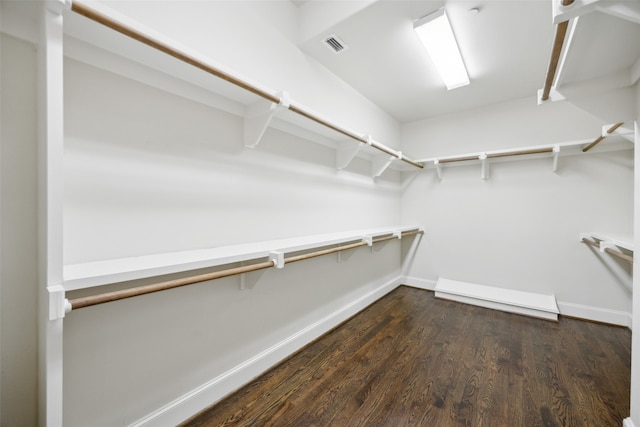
[414,9,469,90]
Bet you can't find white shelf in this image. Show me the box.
[580,232,634,252]
[63,225,423,291]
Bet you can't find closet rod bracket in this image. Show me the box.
[48,285,71,320]
[269,251,285,269]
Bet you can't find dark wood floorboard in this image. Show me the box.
[181,286,631,427]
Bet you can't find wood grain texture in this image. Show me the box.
[182,286,631,427]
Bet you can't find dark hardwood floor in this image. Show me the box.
[182,286,631,427]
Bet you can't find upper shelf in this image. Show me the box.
[61,1,423,177]
[580,232,634,252]
[63,225,424,291]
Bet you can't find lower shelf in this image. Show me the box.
[435,277,559,321]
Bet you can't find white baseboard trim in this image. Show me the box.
[130,275,403,426]
[557,300,632,329]
[623,417,637,427]
[399,275,437,291]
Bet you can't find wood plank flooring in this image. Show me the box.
[181,286,631,427]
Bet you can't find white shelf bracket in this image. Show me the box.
[372,153,395,178]
[479,153,489,180]
[336,140,363,170]
[362,236,373,247]
[393,231,402,240]
[599,240,617,253]
[552,144,560,172]
[537,88,566,105]
[269,251,285,269]
[48,285,70,320]
[434,159,442,180]
[244,90,290,149]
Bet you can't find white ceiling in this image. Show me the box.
[295,0,640,123]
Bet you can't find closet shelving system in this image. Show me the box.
[37,1,426,424]
[417,123,634,181]
[63,0,424,178]
[34,0,639,424]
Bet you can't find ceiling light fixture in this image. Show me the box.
[414,9,470,90]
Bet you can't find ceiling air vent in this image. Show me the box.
[323,34,349,54]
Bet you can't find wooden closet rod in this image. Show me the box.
[541,20,569,102]
[70,1,423,170]
[582,122,624,152]
[67,229,423,311]
[487,147,553,159]
[581,237,633,263]
[437,147,554,164]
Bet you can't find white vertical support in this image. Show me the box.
[38,1,66,426]
[244,91,290,148]
[434,159,442,180]
[336,140,363,170]
[552,144,560,172]
[628,119,640,427]
[479,153,488,180]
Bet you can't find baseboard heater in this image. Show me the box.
[435,277,559,321]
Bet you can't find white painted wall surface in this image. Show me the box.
[401,96,634,321]
[64,59,401,263]
[62,41,404,427]
[0,34,39,427]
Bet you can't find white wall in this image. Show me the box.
[64,59,402,263]
[401,96,634,321]
[0,34,39,427]
[61,38,406,427]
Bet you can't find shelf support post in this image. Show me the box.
[38,1,67,426]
